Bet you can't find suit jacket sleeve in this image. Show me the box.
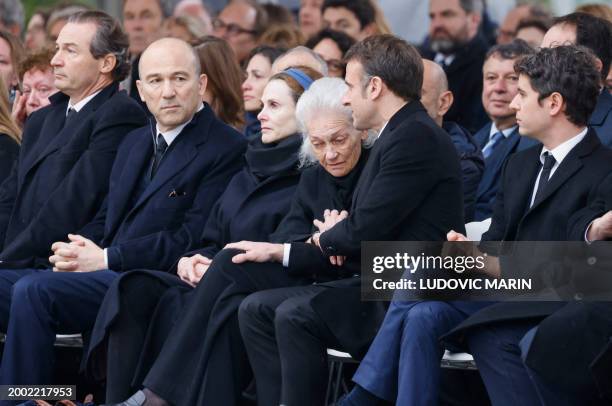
[0,99,147,260]
[567,172,612,241]
[77,196,108,245]
[319,123,442,257]
[286,242,338,277]
[106,144,245,272]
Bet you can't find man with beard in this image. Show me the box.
[421,0,490,134]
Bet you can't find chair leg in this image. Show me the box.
[326,360,337,405]
[332,362,344,403]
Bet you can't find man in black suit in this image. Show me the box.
[420,0,490,133]
[444,45,612,406]
[0,36,245,391]
[0,11,147,269]
[237,35,465,406]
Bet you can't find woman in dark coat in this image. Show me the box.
[85,67,324,403]
[91,76,373,406]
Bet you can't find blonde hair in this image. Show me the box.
[0,76,21,143]
[370,0,392,35]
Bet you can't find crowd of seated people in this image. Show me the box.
[0,0,609,405]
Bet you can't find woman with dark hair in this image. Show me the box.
[194,36,245,129]
[85,67,324,406]
[306,28,355,77]
[242,45,285,138]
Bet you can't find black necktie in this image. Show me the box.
[64,108,77,128]
[151,134,168,179]
[533,152,556,204]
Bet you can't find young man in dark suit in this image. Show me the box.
[0,11,148,269]
[472,40,537,221]
[0,36,245,392]
[444,45,612,406]
[237,34,465,406]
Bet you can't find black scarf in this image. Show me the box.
[245,133,302,181]
[323,148,370,210]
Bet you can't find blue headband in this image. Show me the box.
[283,68,314,91]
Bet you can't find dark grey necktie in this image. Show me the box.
[150,133,168,179]
[64,108,77,128]
[533,152,556,204]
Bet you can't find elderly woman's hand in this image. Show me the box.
[225,241,285,264]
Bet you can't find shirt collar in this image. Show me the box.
[490,122,517,139]
[155,103,204,147]
[539,127,588,166]
[434,53,455,66]
[67,90,102,114]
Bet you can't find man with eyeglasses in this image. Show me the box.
[212,0,268,63]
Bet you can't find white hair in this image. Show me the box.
[295,77,376,167]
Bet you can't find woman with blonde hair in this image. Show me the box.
[0,76,21,183]
[194,36,245,129]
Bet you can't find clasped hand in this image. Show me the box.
[49,234,105,272]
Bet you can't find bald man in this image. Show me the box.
[421,59,483,221]
[0,37,246,389]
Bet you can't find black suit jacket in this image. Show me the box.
[421,35,490,133]
[77,105,246,272]
[446,129,612,341]
[0,83,147,268]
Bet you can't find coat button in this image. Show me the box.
[587,256,597,265]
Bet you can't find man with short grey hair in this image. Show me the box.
[0,0,24,36]
[420,0,489,133]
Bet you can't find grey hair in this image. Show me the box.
[68,11,131,81]
[275,46,329,76]
[295,77,376,167]
[0,0,24,31]
[459,0,484,15]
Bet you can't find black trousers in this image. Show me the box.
[142,248,311,406]
[103,271,190,403]
[238,284,343,406]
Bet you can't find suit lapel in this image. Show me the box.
[106,130,154,232]
[528,130,599,212]
[590,90,612,127]
[477,129,521,198]
[129,108,211,213]
[22,83,118,179]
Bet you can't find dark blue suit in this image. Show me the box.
[591,89,612,146]
[0,105,246,392]
[0,83,147,268]
[473,122,537,221]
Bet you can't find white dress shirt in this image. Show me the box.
[529,127,588,207]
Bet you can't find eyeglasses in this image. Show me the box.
[212,18,257,37]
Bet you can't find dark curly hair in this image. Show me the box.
[515,45,601,126]
[322,0,375,30]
